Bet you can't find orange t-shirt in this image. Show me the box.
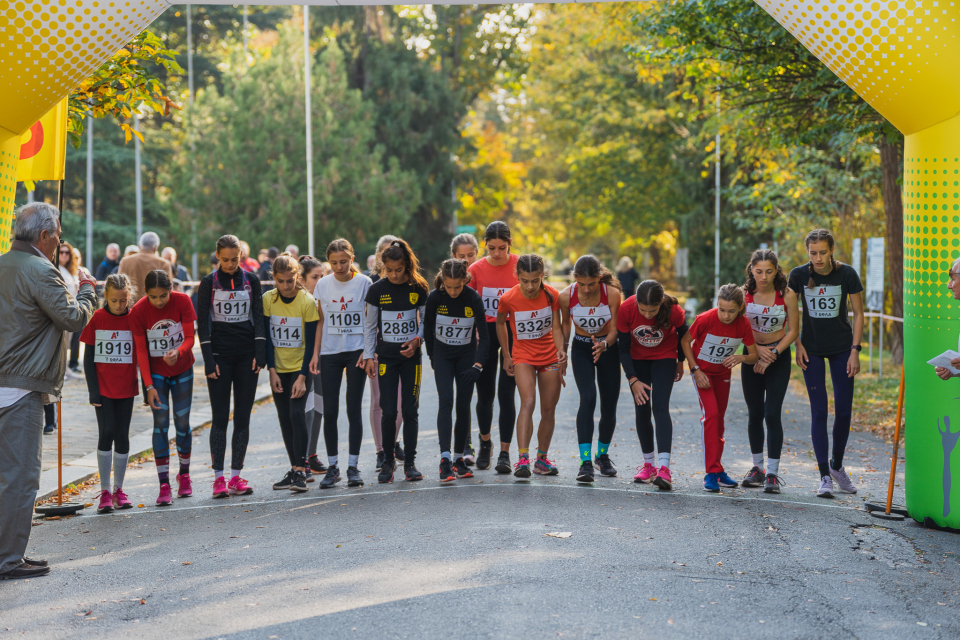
[498,284,560,366]
[467,254,520,323]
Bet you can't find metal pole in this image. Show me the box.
[187,5,194,102]
[85,116,93,271]
[243,5,248,61]
[714,91,720,296]
[304,5,314,257]
[27,190,34,203]
[885,364,905,514]
[879,315,884,379]
[187,5,197,279]
[134,115,143,239]
[868,316,873,373]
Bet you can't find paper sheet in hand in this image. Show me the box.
[926,350,960,375]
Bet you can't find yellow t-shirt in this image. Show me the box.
[262,289,320,373]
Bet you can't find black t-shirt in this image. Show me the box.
[788,263,863,356]
[423,286,490,362]
[364,278,428,358]
[196,269,267,372]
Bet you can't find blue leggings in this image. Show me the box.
[802,351,854,477]
[151,371,194,460]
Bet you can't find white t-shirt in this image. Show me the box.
[313,272,372,355]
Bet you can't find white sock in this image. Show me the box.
[231,469,241,479]
[348,454,359,468]
[752,453,764,469]
[767,458,780,476]
[441,451,451,461]
[453,452,463,461]
[329,455,339,467]
[97,450,112,492]
[643,451,656,466]
[113,452,128,489]
[214,469,224,480]
[658,452,670,469]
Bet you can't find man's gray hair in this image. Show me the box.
[139,231,160,251]
[952,257,960,273]
[13,202,59,243]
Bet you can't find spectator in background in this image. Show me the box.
[123,245,138,258]
[365,254,377,278]
[258,246,278,292]
[162,246,190,282]
[118,232,174,302]
[616,256,640,296]
[284,244,299,259]
[58,242,83,377]
[257,249,269,264]
[238,241,260,273]
[96,243,120,281]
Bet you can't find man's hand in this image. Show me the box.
[936,366,954,381]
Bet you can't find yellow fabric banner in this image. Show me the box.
[16,99,68,183]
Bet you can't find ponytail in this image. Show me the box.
[572,254,621,292]
[635,279,677,329]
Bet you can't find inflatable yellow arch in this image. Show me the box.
[1,0,959,527]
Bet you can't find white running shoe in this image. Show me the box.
[829,466,857,494]
[817,475,834,499]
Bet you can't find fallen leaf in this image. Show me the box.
[246,603,258,607]
[545,532,572,539]
[137,504,145,508]
[649,598,657,601]
[668,619,674,625]
[84,503,93,508]
[140,600,146,605]
[717,562,723,566]
[181,562,192,565]
[336,544,341,548]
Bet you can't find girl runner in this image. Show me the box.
[449,232,480,463]
[468,221,519,473]
[263,255,318,493]
[424,259,489,481]
[298,255,327,481]
[788,229,864,498]
[559,255,622,482]
[196,235,266,498]
[309,239,372,489]
[617,280,687,490]
[129,269,197,506]
[681,284,758,492]
[80,274,138,513]
[363,239,428,483]
[740,250,799,494]
[497,254,565,479]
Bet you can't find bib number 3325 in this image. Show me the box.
[514,307,552,341]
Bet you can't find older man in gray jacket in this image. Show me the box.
[0,203,97,580]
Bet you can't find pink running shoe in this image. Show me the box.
[156,483,173,506]
[212,476,229,499]
[652,466,673,491]
[176,473,193,498]
[97,489,114,514]
[228,476,253,496]
[113,486,133,509]
[633,462,658,484]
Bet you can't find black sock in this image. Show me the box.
[830,456,843,471]
[818,462,831,479]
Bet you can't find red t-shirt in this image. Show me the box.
[128,292,197,380]
[687,308,755,375]
[616,296,686,361]
[498,284,560,367]
[79,308,139,399]
[468,254,520,323]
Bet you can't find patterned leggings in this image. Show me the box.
[151,371,194,475]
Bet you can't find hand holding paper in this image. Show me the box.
[927,350,960,377]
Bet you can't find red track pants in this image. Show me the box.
[696,372,731,474]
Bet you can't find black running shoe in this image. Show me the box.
[304,468,314,483]
[308,455,328,474]
[376,450,385,472]
[763,473,784,494]
[347,466,364,487]
[438,459,455,483]
[453,459,474,478]
[319,465,341,489]
[595,454,617,477]
[290,471,308,493]
[494,451,512,474]
[273,469,296,490]
[576,460,595,483]
[378,458,396,484]
[405,463,424,482]
[464,442,476,466]
[742,466,765,488]
[394,442,406,462]
[476,439,493,470]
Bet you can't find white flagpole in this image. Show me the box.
[304,5,314,257]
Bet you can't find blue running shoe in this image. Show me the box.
[716,472,738,488]
[703,472,720,492]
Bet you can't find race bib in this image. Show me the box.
[804,285,842,318]
[211,289,251,323]
[571,304,611,335]
[382,309,418,343]
[94,330,134,364]
[270,316,303,348]
[146,322,184,358]
[324,300,364,335]
[745,303,786,334]
[697,333,742,365]
[481,287,509,319]
[436,314,475,346]
[514,307,553,341]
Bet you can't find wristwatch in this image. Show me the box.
[690,365,701,373]
[770,347,779,358]
[852,344,862,352]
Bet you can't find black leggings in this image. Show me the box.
[321,349,367,458]
[207,354,259,471]
[273,370,310,468]
[434,350,476,455]
[475,322,516,444]
[740,345,790,460]
[632,358,676,455]
[379,352,421,463]
[95,396,134,453]
[69,331,81,368]
[571,337,620,446]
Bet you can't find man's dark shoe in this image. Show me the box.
[23,557,48,567]
[0,564,50,580]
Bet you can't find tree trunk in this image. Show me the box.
[880,137,904,365]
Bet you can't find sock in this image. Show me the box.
[767,458,780,476]
[348,454,359,468]
[658,452,670,469]
[597,442,610,457]
[518,448,529,458]
[178,452,190,476]
[329,455,339,467]
[113,452,128,489]
[818,462,831,479]
[453,452,463,461]
[643,451,655,466]
[579,443,592,463]
[231,468,241,479]
[156,456,170,487]
[214,469,224,480]
[537,449,548,459]
[752,452,764,469]
[97,450,112,492]
[441,451,451,461]
[830,455,843,470]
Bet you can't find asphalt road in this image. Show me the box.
[3,364,959,639]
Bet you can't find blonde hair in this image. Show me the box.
[271,253,304,301]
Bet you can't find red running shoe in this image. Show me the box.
[156,483,173,506]
[652,466,673,491]
[112,486,133,509]
[176,473,193,498]
[97,489,114,514]
[212,476,228,499]
[228,476,253,496]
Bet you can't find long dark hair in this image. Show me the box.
[743,249,788,295]
[144,269,172,292]
[483,221,512,245]
[434,258,472,291]
[572,255,621,292]
[804,228,839,289]
[516,254,553,305]
[635,279,677,329]
[381,239,429,290]
[298,255,323,282]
